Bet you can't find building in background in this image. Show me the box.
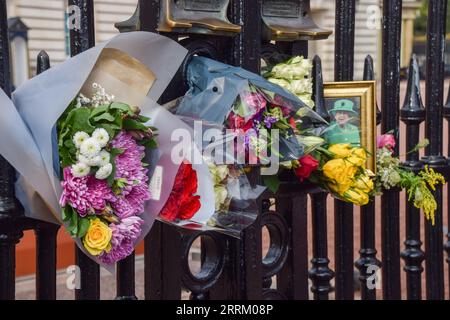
[6,0,424,276]
[5,0,424,82]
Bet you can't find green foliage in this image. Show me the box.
[263,175,280,193]
[62,206,91,238]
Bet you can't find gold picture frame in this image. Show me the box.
[323,81,377,172]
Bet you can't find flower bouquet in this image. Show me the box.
[175,56,326,166]
[0,32,222,266]
[307,144,374,205]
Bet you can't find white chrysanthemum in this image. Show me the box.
[98,150,111,166]
[92,128,109,147]
[73,131,90,149]
[78,153,101,167]
[71,162,90,178]
[80,138,101,157]
[95,163,113,180]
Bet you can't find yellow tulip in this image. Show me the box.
[354,175,374,193]
[344,188,369,206]
[83,218,112,256]
[328,144,352,158]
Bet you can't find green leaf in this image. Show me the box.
[62,206,73,222]
[110,148,124,157]
[110,102,132,114]
[90,104,109,119]
[122,118,148,131]
[138,115,150,123]
[139,138,158,149]
[68,210,79,237]
[70,108,95,134]
[93,112,115,122]
[77,218,91,238]
[106,148,123,187]
[263,175,280,193]
[58,126,71,148]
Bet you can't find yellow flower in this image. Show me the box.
[82,218,112,256]
[420,165,446,191]
[353,174,374,193]
[413,182,437,226]
[352,148,367,161]
[344,188,370,206]
[328,144,352,158]
[345,148,366,167]
[323,159,357,195]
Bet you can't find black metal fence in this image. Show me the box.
[0,0,449,300]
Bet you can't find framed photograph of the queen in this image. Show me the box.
[323,81,377,171]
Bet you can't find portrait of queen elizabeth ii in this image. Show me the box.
[324,98,361,147]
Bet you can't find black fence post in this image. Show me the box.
[400,55,426,300]
[380,0,402,300]
[334,0,356,300]
[0,0,23,301]
[354,55,382,300]
[68,0,101,300]
[308,56,334,300]
[34,50,60,301]
[422,0,447,300]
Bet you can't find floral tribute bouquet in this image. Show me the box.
[307,144,375,205]
[175,56,326,165]
[57,83,157,263]
[0,32,225,266]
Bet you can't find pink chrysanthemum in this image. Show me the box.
[60,167,113,216]
[99,216,144,264]
[110,131,151,218]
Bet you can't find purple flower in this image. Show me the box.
[99,216,144,264]
[110,131,151,218]
[264,115,278,129]
[60,167,113,216]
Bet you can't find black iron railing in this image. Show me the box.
[0,0,449,300]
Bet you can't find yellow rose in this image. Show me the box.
[324,159,357,183]
[353,175,374,193]
[346,148,367,167]
[344,188,369,206]
[83,218,112,256]
[347,156,365,167]
[352,148,367,161]
[323,159,356,195]
[328,144,352,158]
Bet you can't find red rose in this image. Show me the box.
[294,155,319,181]
[159,161,202,222]
[289,117,297,130]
